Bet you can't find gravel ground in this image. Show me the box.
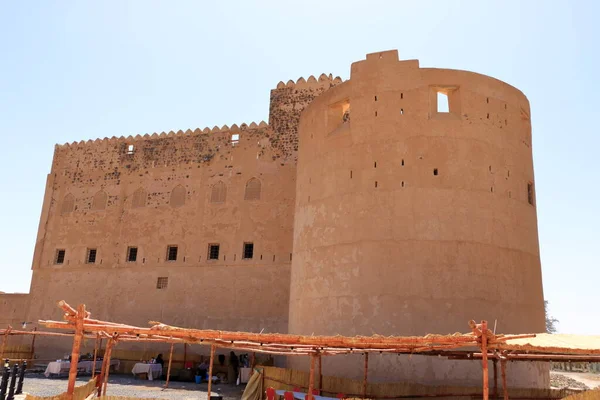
[550,371,591,390]
[22,372,245,400]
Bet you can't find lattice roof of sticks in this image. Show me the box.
[2,300,590,361]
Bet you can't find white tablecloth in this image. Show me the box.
[240,367,251,384]
[44,359,121,377]
[132,363,162,380]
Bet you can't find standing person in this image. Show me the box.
[229,351,239,384]
[155,353,164,366]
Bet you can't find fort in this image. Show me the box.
[0,50,546,388]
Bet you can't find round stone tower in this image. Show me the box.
[287,50,546,388]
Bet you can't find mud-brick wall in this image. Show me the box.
[0,293,30,329]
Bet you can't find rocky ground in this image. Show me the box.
[21,372,245,400]
[550,371,595,390]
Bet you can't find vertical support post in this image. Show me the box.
[66,304,85,399]
[15,361,26,395]
[207,345,216,400]
[101,338,115,397]
[500,360,508,400]
[308,354,317,400]
[250,352,256,378]
[481,321,489,400]
[362,352,369,399]
[91,335,100,378]
[29,328,37,364]
[317,353,322,395]
[164,342,174,388]
[97,349,108,396]
[0,329,10,361]
[493,359,498,399]
[6,364,18,400]
[183,343,187,368]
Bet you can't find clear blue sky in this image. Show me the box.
[1,1,598,334]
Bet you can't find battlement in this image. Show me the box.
[56,120,270,149]
[275,73,343,89]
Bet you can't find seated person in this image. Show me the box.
[197,359,209,380]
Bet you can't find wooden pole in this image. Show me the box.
[493,359,498,399]
[164,342,175,388]
[317,353,322,395]
[500,359,509,400]
[308,354,317,400]
[362,352,369,399]
[91,335,100,378]
[207,345,216,400]
[101,338,116,396]
[66,304,85,399]
[481,321,489,400]
[183,343,187,368]
[250,352,256,378]
[0,327,10,360]
[97,350,108,396]
[30,327,37,363]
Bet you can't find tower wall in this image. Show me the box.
[288,50,546,387]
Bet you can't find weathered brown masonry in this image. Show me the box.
[0,50,544,388]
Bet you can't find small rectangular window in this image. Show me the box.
[127,144,134,154]
[208,244,220,260]
[231,134,240,146]
[86,248,97,264]
[166,246,178,261]
[127,246,138,262]
[55,249,66,265]
[156,277,168,289]
[437,92,449,113]
[243,242,254,259]
[527,182,535,206]
[433,168,438,176]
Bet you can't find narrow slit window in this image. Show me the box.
[433,168,438,176]
[400,108,404,115]
[487,113,490,119]
[374,95,378,101]
[401,93,403,99]
[243,242,254,259]
[208,244,220,260]
[527,182,534,205]
[166,246,178,261]
[437,92,449,113]
[156,277,168,289]
[350,170,353,179]
[402,181,405,187]
[127,246,138,262]
[55,249,66,265]
[375,181,378,188]
[86,248,97,264]
[374,161,377,168]
[401,159,405,166]
[375,111,377,117]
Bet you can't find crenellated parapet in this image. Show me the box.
[269,73,342,158]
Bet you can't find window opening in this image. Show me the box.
[401,159,404,166]
[208,244,220,260]
[486,97,489,104]
[433,168,438,176]
[400,108,404,115]
[375,111,377,117]
[86,248,97,264]
[127,144,134,154]
[375,181,378,188]
[231,134,240,146]
[127,247,138,262]
[374,95,377,101]
[243,242,254,259]
[166,246,178,261]
[374,161,377,168]
[437,92,449,112]
[402,181,405,187]
[527,182,534,205]
[401,93,403,99]
[350,170,353,179]
[55,249,66,265]
[487,113,490,119]
[156,277,168,289]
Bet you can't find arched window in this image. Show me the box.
[210,181,227,204]
[244,178,261,201]
[170,185,186,208]
[131,188,146,208]
[61,194,75,214]
[91,191,107,211]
